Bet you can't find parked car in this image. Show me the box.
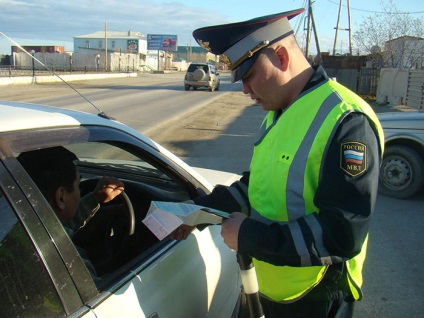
[0,101,243,318]
[378,110,424,199]
[184,63,220,91]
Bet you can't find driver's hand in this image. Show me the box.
[169,224,195,240]
[92,176,124,204]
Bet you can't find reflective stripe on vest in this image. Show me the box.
[249,79,384,302]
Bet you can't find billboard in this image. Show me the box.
[127,40,138,53]
[147,34,178,51]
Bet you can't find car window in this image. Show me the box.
[65,141,187,280]
[67,142,172,180]
[187,64,210,73]
[15,138,196,290]
[0,189,65,317]
[187,64,198,72]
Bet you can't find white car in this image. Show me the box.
[378,110,424,199]
[0,101,243,318]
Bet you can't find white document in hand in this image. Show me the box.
[142,201,229,240]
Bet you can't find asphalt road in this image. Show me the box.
[1,73,423,317]
[0,72,240,133]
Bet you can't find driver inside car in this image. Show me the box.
[17,146,125,283]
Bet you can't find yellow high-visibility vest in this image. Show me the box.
[249,79,384,302]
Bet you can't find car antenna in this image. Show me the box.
[0,32,115,120]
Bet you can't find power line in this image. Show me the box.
[326,0,424,14]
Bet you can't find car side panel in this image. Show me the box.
[90,226,240,318]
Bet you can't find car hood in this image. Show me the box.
[193,167,240,187]
[377,111,424,130]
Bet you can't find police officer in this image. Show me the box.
[174,8,384,317]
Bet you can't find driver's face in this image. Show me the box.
[62,171,81,224]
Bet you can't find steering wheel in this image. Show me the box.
[120,191,135,235]
[73,181,137,275]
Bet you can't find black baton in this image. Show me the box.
[237,253,265,318]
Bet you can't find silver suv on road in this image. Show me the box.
[184,63,220,91]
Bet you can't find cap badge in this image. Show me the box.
[197,39,211,51]
[220,54,231,67]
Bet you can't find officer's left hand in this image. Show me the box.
[221,212,247,251]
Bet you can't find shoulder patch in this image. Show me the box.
[340,141,367,177]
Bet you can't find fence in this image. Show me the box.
[2,52,141,76]
[326,67,423,109]
[405,70,424,109]
[325,67,380,96]
[358,68,380,96]
[376,68,424,109]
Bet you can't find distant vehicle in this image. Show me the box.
[184,63,220,92]
[0,101,244,318]
[378,110,424,199]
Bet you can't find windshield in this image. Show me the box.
[67,142,171,180]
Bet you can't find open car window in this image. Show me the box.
[14,138,203,291]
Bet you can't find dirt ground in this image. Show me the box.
[148,90,417,174]
[147,91,254,156]
[146,91,262,174]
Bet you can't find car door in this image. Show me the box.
[89,225,241,318]
[64,133,242,317]
[1,124,242,318]
[0,161,96,317]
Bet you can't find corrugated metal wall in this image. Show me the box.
[406,70,424,110]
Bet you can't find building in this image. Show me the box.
[74,31,147,56]
[172,46,214,63]
[384,36,424,69]
[11,46,65,54]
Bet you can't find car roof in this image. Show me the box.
[0,100,216,190]
[378,110,424,130]
[0,100,133,133]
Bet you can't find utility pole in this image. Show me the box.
[189,38,192,63]
[305,0,322,65]
[305,1,311,58]
[332,0,352,55]
[104,21,108,72]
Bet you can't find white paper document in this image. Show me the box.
[142,201,229,240]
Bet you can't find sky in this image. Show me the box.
[0,0,423,56]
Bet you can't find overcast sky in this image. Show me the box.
[0,0,422,55]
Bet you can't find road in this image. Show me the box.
[0,72,241,134]
[1,73,423,317]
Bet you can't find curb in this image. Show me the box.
[0,72,138,85]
